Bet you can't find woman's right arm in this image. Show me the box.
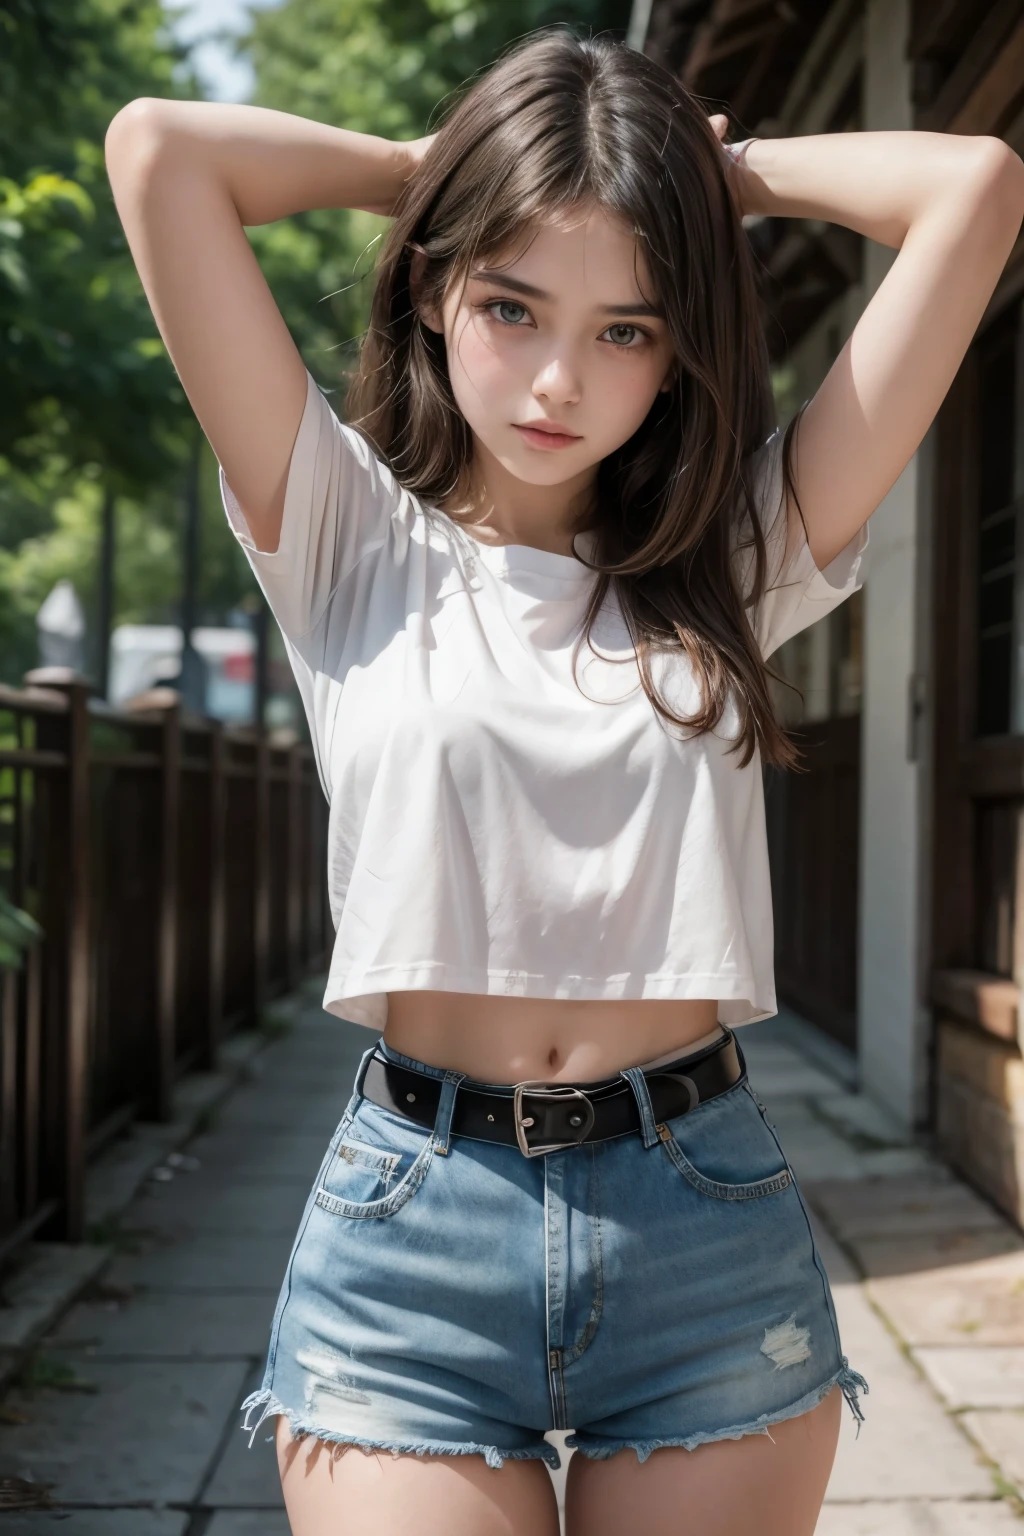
[105,100,418,552]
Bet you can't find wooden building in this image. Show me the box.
[633,0,1024,1223]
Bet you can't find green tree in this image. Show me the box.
[0,0,257,685]
[0,0,193,487]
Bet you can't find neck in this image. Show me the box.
[443,437,596,556]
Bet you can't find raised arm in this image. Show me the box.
[730,130,1024,570]
[104,100,422,551]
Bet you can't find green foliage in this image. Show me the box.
[0,0,211,684]
[0,0,262,686]
[246,0,631,136]
[0,894,42,970]
[0,0,194,489]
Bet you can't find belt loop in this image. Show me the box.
[432,1070,466,1156]
[621,1066,660,1149]
[354,1043,379,1098]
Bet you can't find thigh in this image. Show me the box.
[565,1386,842,1536]
[275,1416,560,1536]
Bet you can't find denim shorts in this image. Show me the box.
[241,1033,868,1469]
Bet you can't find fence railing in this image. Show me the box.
[0,668,331,1263]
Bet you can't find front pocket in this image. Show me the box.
[657,1081,792,1201]
[314,1100,435,1220]
[319,1136,402,1205]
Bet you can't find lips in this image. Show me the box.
[514,421,583,450]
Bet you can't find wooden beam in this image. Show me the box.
[776,0,859,132]
[919,0,1024,131]
[717,0,779,19]
[701,16,785,69]
[731,29,786,124]
[931,968,1020,1042]
[948,13,1024,134]
[910,0,982,61]
[682,13,726,84]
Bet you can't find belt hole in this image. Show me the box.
[487,1113,495,1122]
[406,1092,416,1103]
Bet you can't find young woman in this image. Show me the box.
[106,30,1024,1536]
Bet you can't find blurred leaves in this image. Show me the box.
[0,894,42,970]
[0,0,206,682]
[0,0,194,492]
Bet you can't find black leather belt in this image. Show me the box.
[360,1029,742,1157]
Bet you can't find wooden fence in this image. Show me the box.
[0,668,331,1263]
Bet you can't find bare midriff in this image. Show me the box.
[383,991,721,1085]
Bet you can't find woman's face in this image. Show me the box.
[428,204,677,489]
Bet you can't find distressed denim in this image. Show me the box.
[241,1034,868,1469]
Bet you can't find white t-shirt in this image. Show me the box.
[221,370,867,1032]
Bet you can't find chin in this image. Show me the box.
[499,450,597,485]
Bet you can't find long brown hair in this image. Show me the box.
[347,28,799,770]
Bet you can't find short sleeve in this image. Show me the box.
[219,370,400,655]
[736,428,868,661]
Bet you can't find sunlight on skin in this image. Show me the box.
[272,1385,842,1536]
[566,1385,843,1536]
[417,205,677,554]
[275,1417,561,1536]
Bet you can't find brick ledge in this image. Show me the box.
[931,969,1020,1045]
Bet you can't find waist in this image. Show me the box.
[367,1025,742,1157]
[382,991,722,1084]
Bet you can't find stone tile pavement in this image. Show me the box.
[1,1002,1023,1533]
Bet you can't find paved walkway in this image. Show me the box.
[2,996,1023,1533]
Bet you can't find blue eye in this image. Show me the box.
[488,300,530,325]
[604,324,642,347]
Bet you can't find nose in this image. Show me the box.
[532,350,582,408]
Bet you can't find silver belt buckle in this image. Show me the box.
[512,1081,597,1158]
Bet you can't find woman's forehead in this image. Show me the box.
[467,205,659,307]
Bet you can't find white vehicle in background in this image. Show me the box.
[109,623,256,723]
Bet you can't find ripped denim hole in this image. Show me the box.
[760,1314,812,1370]
[239,1388,562,1470]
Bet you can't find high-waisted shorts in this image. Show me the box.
[241,1033,868,1469]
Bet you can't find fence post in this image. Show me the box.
[253,732,270,1020]
[24,669,91,1240]
[0,969,17,1237]
[206,720,226,1067]
[154,696,181,1119]
[286,745,303,990]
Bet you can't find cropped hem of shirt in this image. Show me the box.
[323,968,776,1034]
[219,370,866,1034]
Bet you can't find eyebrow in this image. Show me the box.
[469,268,664,319]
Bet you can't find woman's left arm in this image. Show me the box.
[733,131,1024,569]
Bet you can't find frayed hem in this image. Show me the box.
[239,1388,561,1471]
[566,1359,870,1465]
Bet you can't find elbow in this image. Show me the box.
[105,98,180,184]
[963,136,1024,235]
